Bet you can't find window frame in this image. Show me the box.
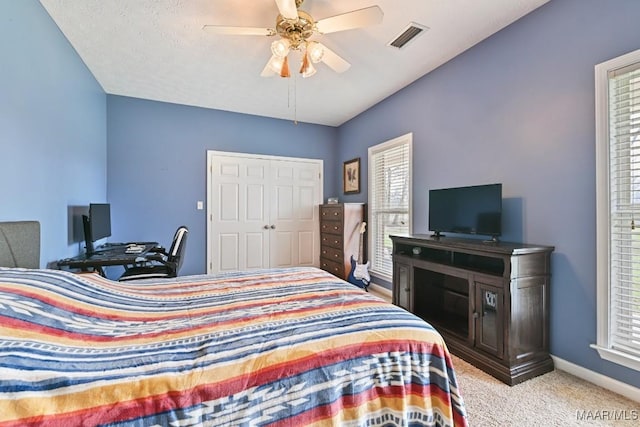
[367,133,413,281]
[593,48,640,371]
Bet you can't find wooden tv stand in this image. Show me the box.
[391,234,554,385]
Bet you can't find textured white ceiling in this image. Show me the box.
[39,0,549,126]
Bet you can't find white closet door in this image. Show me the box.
[208,151,322,274]
[270,159,320,268]
[209,155,270,272]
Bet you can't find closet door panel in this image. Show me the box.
[218,233,239,271]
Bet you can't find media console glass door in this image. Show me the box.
[474,280,504,359]
[394,262,413,312]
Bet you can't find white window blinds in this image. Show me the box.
[608,61,640,357]
[368,134,412,279]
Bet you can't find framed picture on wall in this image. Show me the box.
[343,157,361,194]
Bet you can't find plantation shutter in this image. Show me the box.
[369,136,411,277]
[608,61,640,356]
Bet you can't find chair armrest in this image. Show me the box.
[149,246,167,255]
[163,260,178,272]
[144,253,167,262]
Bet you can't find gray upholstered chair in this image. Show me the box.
[0,221,40,268]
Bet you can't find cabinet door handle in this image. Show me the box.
[473,312,479,319]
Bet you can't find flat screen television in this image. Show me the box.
[429,183,502,240]
[82,203,112,254]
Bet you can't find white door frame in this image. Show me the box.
[206,150,324,274]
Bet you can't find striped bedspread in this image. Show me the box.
[0,267,467,426]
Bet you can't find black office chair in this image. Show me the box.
[119,226,188,281]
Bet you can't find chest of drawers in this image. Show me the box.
[319,203,365,280]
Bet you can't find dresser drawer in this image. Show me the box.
[321,206,343,220]
[320,258,343,277]
[320,220,343,235]
[321,233,343,249]
[321,245,343,263]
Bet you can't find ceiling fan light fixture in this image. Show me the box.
[299,52,316,78]
[268,55,284,73]
[271,38,291,58]
[301,62,316,78]
[210,0,376,79]
[306,41,324,63]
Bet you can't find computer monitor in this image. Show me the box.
[83,203,112,254]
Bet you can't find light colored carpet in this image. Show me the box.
[451,355,640,426]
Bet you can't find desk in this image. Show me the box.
[58,242,158,276]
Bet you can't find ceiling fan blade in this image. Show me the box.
[203,25,274,36]
[275,0,298,20]
[316,43,351,73]
[315,6,383,34]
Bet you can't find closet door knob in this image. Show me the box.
[270,225,276,229]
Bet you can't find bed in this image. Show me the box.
[0,222,467,426]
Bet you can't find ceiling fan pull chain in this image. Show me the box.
[293,74,298,125]
[285,74,297,124]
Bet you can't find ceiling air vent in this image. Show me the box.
[388,22,428,49]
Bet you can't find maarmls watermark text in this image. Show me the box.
[576,410,639,422]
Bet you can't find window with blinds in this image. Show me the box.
[367,133,412,279]
[594,49,640,371]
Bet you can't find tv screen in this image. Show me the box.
[89,203,111,241]
[429,184,502,238]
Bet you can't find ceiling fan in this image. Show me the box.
[203,0,383,78]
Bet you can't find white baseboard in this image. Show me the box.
[551,355,640,402]
[368,282,392,297]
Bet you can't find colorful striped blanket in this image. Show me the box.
[0,267,467,426]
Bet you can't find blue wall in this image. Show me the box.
[338,0,640,387]
[106,96,338,276]
[0,0,106,266]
